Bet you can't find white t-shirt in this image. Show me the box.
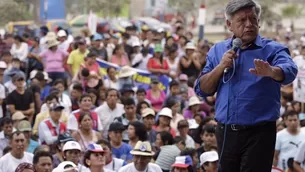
[118,162,162,172]
[275,128,305,170]
[59,93,72,115]
[0,152,33,172]
[77,164,91,172]
[105,158,125,172]
[0,84,5,118]
[10,42,29,61]
[294,141,305,170]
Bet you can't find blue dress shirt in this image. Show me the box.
[195,36,298,125]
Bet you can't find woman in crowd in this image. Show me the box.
[153,108,176,137]
[39,39,68,84]
[184,96,206,120]
[136,101,150,115]
[87,89,99,108]
[53,79,72,115]
[104,67,119,90]
[10,35,29,62]
[165,46,179,79]
[164,97,184,135]
[83,143,110,172]
[127,121,148,148]
[71,112,101,151]
[147,44,170,75]
[110,45,130,67]
[179,42,201,80]
[171,156,195,172]
[146,76,166,112]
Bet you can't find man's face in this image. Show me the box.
[14,78,25,88]
[143,116,155,130]
[136,92,146,102]
[285,115,299,131]
[79,97,92,111]
[170,85,179,95]
[2,123,13,135]
[50,110,62,122]
[124,104,136,116]
[107,90,118,105]
[201,132,216,147]
[134,155,151,171]
[11,133,26,155]
[226,8,259,44]
[65,150,81,165]
[34,156,53,172]
[109,131,122,144]
[78,43,87,51]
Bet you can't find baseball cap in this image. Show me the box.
[63,141,81,152]
[154,44,163,53]
[142,108,155,118]
[57,133,74,143]
[12,72,25,82]
[150,76,159,84]
[17,120,32,132]
[0,61,7,69]
[172,156,193,168]
[52,161,77,172]
[158,107,173,119]
[87,143,105,153]
[12,111,26,121]
[130,141,154,156]
[49,103,64,111]
[200,151,219,166]
[108,122,125,132]
[179,74,188,81]
[93,33,103,41]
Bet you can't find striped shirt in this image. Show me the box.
[155,145,181,170]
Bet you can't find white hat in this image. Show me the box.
[118,66,136,78]
[200,151,219,166]
[47,39,60,48]
[30,70,38,79]
[130,141,154,156]
[42,71,52,83]
[0,61,7,69]
[63,141,81,152]
[142,108,155,118]
[132,41,141,47]
[185,42,196,50]
[57,30,67,37]
[52,161,78,172]
[188,96,201,107]
[158,107,173,119]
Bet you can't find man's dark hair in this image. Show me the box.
[136,88,146,94]
[33,151,53,165]
[1,117,13,127]
[81,68,90,77]
[53,79,65,87]
[180,148,196,157]
[9,131,24,141]
[45,93,58,102]
[72,83,83,92]
[201,124,216,135]
[174,136,186,146]
[123,97,135,106]
[97,139,111,150]
[106,88,119,98]
[79,93,92,102]
[169,80,179,89]
[284,110,298,118]
[158,131,173,145]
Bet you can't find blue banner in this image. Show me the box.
[96,59,169,92]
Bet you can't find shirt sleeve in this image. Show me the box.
[294,141,305,163]
[194,47,217,98]
[33,114,42,135]
[275,133,281,151]
[126,145,133,161]
[67,114,78,131]
[97,115,103,131]
[271,49,298,85]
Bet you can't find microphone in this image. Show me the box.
[224,38,242,73]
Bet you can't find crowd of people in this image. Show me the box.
[0,2,304,172]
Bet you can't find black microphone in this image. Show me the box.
[224,38,242,73]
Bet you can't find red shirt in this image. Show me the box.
[147,58,169,70]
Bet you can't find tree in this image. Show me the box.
[0,1,32,25]
[281,4,303,31]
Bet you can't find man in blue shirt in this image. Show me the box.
[194,0,298,171]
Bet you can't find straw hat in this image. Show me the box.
[130,141,154,156]
[118,66,136,78]
[188,96,201,107]
[47,39,60,48]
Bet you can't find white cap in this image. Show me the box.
[158,107,173,119]
[185,42,196,50]
[57,30,67,37]
[188,96,201,107]
[200,151,219,166]
[62,141,81,152]
[0,61,7,69]
[52,161,78,172]
[132,41,141,47]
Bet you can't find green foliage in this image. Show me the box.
[281,4,303,19]
[0,1,32,25]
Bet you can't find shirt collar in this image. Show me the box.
[225,35,263,49]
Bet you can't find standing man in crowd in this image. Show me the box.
[195,0,298,171]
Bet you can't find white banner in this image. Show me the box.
[88,10,97,35]
[198,6,206,25]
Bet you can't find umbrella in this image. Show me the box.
[70,14,88,27]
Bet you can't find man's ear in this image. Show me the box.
[226,20,233,32]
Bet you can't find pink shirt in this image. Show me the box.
[40,49,68,72]
[111,55,129,67]
[81,62,100,74]
[146,89,166,111]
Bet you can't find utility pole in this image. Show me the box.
[34,0,41,24]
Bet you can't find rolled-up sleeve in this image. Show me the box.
[195,53,216,98]
[271,49,298,85]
